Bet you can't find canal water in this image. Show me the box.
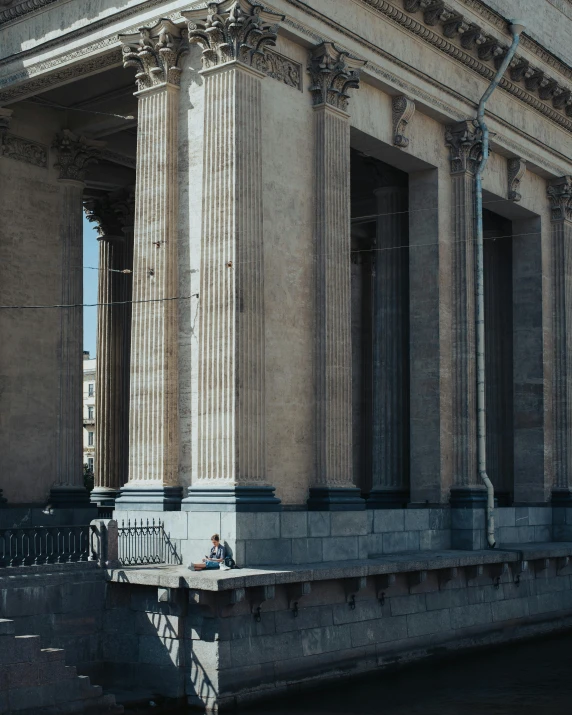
[247,631,572,715]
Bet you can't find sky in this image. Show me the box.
[83,215,99,358]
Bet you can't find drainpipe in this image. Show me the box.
[475,20,525,548]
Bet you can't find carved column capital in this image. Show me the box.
[308,42,366,112]
[120,19,189,91]
[445,120,482,175]
[392,95,415,148]
[507,157,526,202]
[53,129,102,183]
[84,189,134,239]
[548,176,572,222]
[183,0,284,72]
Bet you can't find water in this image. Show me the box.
[246,632,572,715]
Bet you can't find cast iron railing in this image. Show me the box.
[117,519,181,566]
[0,525,90,567]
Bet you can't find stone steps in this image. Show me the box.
[0,619,123,714]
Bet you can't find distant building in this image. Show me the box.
[82,351,96,476]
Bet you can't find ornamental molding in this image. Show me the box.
[445,119,482,175]
[308,42,366,111]
[0,0,60,26]
[1,132,48,167]
[264,48,302,91]
[183,0,284,72]
[392,94,415,147]
[507,157,526,202]
[547,176,572,222]
[53,129,103,183]
[120,19,189,91]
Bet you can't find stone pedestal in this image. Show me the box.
[548,177,572,506]
[114,22,187,511]
[181,1,283,512]
[307,43,366,511]
[50,131,100,509]
[368,184,409,508]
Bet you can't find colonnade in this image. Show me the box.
[55,1,572,512]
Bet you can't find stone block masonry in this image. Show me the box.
[0,619,122,714]
[103,542,572,710]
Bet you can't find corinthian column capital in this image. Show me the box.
[547,176,572,222]
[308,42,366,112]
[53,129,102,183]
[183,0,284,72]
[84,188,135,239]
[120,19,189,91]
[445,120,483,175]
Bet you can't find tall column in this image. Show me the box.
[114,21,188,511]
[0,108,11,508]
[548,176,572,504]
[445,121,487,509]
[368,182,410,508]
[307,43,366,511]
[181,0,283,511]
[84,190,134,510]
[50,130,101,508]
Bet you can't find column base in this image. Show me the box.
[552,489,572,506]
[49,486,91,508]
[114,486,183,511]
[366,489,409,509]
[90,488,119,509]
[182,486,281,512]
[307,487,365,511]
[449,486,487,508]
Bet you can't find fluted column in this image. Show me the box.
[181,0,283,510]
[115,21,188,510]
[445,121,487,508]
[549,176,572,504]
[307,43,366,510]
[369,184,410,507]
[85,190,134,510]
[50,130,101,507]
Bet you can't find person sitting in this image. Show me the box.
[189,534,225,571]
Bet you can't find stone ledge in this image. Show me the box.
[104,542,572,591]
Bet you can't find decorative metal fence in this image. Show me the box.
[117,519,182,566]
[0,525,91,567]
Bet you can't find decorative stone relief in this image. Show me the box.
[183,0,284,71]
[392,95,415,147]
[507,158,526,202]
[548,176,572,222]
[308,42,366,112]
[2,133,48,167]
[120,19,189,91]
[445,120,483,175]
[263,49,302,91]
[53,129,102,183]
[0,0,59,25]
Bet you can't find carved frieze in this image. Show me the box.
[263,49,302,91]
[120,19,189,91]
[53,129,102,183]
[398,0,572,121]
[392,95,415,147]
[445,120,482,175]
[2,133,48,167]
[547,176,572,222]
[308,42,366,112]
[507,158,526,202]
[183,0,284,72]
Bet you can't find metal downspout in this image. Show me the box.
[474,20,525,548]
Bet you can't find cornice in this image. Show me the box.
[0,0,61,26]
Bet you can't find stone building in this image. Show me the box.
[1,0,572,551]
[82,351,96,476]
